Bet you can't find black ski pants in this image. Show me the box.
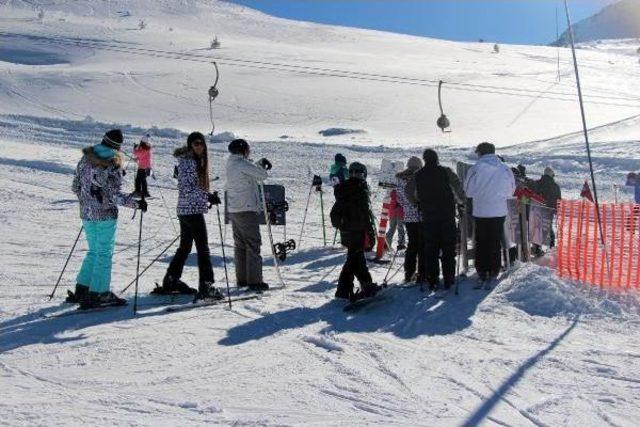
[338,230,373,294]
[135,168,150,196]
[422,218,457,285]
[167,214,214,288]
[404,222,425,282]
[474,216,505,279]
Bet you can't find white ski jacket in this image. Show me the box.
[464,154,516,218]
[225,154,268,213]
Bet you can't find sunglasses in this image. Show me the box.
[191,140,205,147]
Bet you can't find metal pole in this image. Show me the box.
[563,0,608,257]
[215,205,232,309]
[133,202,144,314]
[319,188,327,246]
[48,225,84,300]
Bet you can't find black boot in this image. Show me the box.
[154,274,197,295]
[334,285,353,300]
[66,284,89,304]
[79,291,127,310]
[195,282,224,301]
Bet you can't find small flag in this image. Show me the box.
[580,181,594,202]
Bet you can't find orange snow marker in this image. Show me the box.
[374,191,392,260]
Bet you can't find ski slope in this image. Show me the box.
[1,1,640,425]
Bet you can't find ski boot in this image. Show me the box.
[350,282,380,302]
[247,282,269,293]
[334,285,353,300]
[79,291,127,310]
[195,282,225,302]
[153,275,197,295]
[65,284,89,304]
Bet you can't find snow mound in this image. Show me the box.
[318,128,366,137]
[496,263,640,319]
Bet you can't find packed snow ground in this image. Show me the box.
[1,1,640,426]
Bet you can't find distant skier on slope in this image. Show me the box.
[225,138,272,292]
[70,129,146,309]
[160,132,224,301]
[331,162,378,301]
[132,134,153,198]
[464,142,515,289]
[395,156,425,284]
[413,149,464,292]
[329,153,349,187]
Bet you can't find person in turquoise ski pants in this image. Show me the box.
[71,129,145,309]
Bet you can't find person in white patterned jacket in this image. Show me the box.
[71,129,146,309]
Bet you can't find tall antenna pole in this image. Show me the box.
[563,0,609,272]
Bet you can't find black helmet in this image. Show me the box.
[228,138,250,155]
[348,162,367,179]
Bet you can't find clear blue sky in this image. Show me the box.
[230,0,617,45]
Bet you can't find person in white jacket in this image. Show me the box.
[225,139,271,292]
[464,142,516,287]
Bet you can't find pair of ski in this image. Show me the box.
[45,289,267,319]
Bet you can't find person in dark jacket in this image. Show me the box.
[331,162,378,300]
[528,167,561,249]
[161,132,223,300]
[413,149,464,291]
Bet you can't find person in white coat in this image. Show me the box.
[225,139,271,291]
[464,142,516,286]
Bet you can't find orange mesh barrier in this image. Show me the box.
[557,200,640,287]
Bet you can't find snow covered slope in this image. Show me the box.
[1,1,640,425]
[0,0,639,147]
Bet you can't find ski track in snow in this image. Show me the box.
[1,0,640,425]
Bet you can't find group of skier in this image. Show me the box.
[67,128,565,309]
[329,142,564,300]
[69,129,271,309]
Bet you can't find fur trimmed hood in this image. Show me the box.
[82,146,123,168]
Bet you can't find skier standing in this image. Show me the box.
[161,132,223,300]
[413,149,464,291]
[528,167,561,249]
[225,139,271,292]
[133,134,152,198]
[71,129,146,308]
[396,156,424,283]
[464,142,516,288]
[385,189,406,250]
[331,162,378,300]
[626,172,640,203]
[329,153,349,187]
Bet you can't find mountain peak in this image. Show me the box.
[553,0,640,45]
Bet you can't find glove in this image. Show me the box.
[312,175,322,187]
[208,191,221,206]
[137,198,148,212]
[258,158,272,171]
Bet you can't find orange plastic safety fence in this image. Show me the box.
[557,200,640,287]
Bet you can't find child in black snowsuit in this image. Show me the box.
[331,162,378,301]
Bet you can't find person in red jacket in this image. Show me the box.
[386,189,406,250]
[133,134,153,198]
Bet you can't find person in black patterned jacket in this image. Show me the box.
[161,132,223,301]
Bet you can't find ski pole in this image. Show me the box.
[455,209,464,296]
[382,247,400,286]
[332,228,338,245]
[297,184,314,249]
[319,188,327,246]
[215,204,232,309]
[119,233,180,294]
[133,198,144,314]
[48,225,84,300]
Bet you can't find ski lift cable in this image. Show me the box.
[2,31,640,107]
